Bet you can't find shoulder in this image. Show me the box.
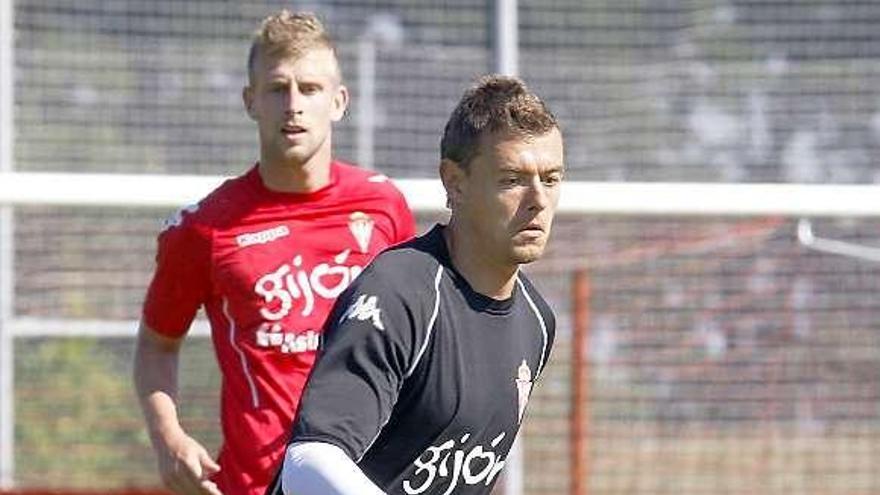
[332,161,415,241]
[333,161,408,200]
[366,234,443,286]
[516,272,556,375]
[338,232,444,316]
[517,272,556,328]
[327,233,445,360]
[159,170,254,235]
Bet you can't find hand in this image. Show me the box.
[155,428,223,495]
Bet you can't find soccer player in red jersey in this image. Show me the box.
[132,11,415,495]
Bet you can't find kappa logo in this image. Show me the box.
[340,294,384,330]
[236,225,290,248]
[348,211,374,254]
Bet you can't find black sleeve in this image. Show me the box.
[290,266,428,460]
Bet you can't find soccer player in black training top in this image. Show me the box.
[270,75,565,495]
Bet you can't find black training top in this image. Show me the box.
[288,224,555,495]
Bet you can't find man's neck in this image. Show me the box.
[443,223,519,300]
[258,150,332,193]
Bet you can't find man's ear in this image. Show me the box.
[243,86,258,121]
[439,159,466,210]
[330,84,349,122]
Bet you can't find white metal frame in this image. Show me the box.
[4,172,880,216]
[493,0,518,76]
[797,219,880,263]
[0,0,15,488]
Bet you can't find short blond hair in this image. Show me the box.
[441,75,559,170]
[247,10,339,83]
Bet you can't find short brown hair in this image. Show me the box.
[247,10,338,83]
[441,75,559,169]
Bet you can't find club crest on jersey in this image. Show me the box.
[515,360,533,422]
[348,211,374,254]
[340,293,384,330]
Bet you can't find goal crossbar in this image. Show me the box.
[2,172,880,216]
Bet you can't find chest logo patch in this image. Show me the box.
[515,360,533,422]
[348,211,374,253]
[236,225,290,248]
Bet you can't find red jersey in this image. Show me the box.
[142,161,416,495]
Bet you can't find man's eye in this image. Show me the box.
[543,174,562,186]
[500,176,519,186]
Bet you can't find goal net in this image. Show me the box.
[526,211,880,495]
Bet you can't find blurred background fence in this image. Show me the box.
[2,1,880,494]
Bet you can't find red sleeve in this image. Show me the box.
[142,212,212,337]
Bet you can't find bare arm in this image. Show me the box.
[133,322,222,495]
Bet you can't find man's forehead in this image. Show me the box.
[479,127,562,148]
[258,47,340,78]
[470,143,562,179]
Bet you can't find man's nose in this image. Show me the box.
[284,87,302,114]
[526,178,551,211]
